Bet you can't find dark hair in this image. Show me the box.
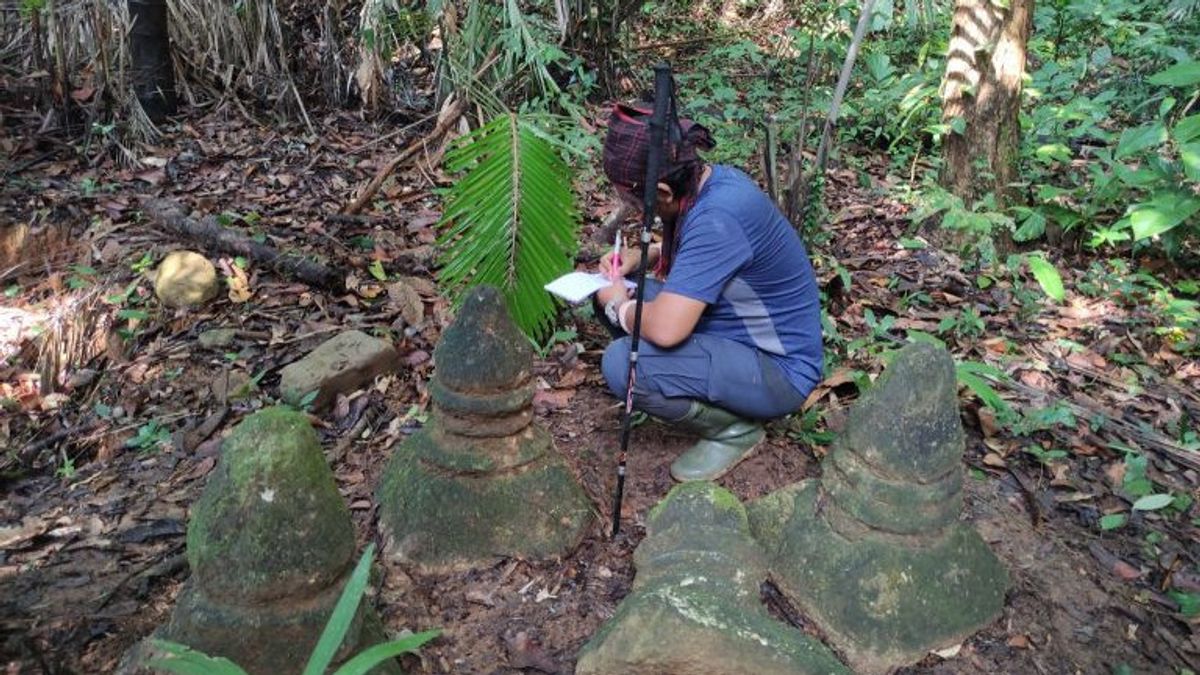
[601,100,714,275]
[655,161,703,275]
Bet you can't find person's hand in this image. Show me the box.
[595,278,629,307]
[600,247,640,279]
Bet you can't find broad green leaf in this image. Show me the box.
[905,330,946,348]
[1148,61,1200,87]
[956,361,1010,414]
[146,640,250,675]
[1181,142,1200,182]
[333,630,441,675]
[957,371,1007,413]
[1115,123,1167,160]
[1027,255,1065,302]
[1034,143,1072,163]
[1169,591,1200,617]
[1174,115,1200,144]
[1129,192,1200,240]
[368,260,388,282]
[303,545,376,675]
[1132,493,1174,511]
[1013,209,1047,242]
[1099,513,1127,530]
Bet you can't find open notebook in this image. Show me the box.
[544,272,637,304]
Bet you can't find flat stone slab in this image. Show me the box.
[577,483,850,675]
[279,330,399,411]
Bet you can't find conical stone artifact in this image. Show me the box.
[748,343,1008,674]
[377,285,594,572]
[577,482,851,675]
[151,407,398,674]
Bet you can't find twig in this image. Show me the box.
[144,198,346,293]
[347,110,441,154]
[342,97,468,215]
[17,420,104,466]
[94,546,186,611]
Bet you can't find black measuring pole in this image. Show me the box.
[611,63,673,537]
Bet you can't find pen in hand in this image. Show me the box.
[610,230,622,282]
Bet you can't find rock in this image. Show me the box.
[126,407,400,675]
[577,483,850,675]
[155,251,218,308]
[197,328,237,350]
[748,343,1008,675]
[377,285,593,572]
[278,330,399,411]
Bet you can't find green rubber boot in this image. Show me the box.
[668,401,765,482]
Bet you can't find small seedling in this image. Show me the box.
[67,265,97,290]
[56,454,76,480]
[529,328,578,359]
[125,420,171,453]
[1023,445,1068,465]
[131,252,154,275]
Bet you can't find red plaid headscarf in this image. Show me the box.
[602,102,715,275]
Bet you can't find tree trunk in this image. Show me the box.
[940,0,1033,212]
[128,0,177,122]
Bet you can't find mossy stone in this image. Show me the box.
[578,483,850,675]
[747,344,1007,674]
[278,330,399,412]
[842,343,963,483]
[433,286,533,396]
[377,423,593,572]
[186,407,354,602]
[159,574,400,675]
[749,483,1007,675]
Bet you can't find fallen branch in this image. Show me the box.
[342,97,468,215]
[144,198,346,293]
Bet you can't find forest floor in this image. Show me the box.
[2,104,1199,675]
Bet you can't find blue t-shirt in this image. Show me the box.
[663,165,823,396]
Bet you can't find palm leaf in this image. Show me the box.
[437,112,580,338]
[145,640,250,675]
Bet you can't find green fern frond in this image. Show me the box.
[437,113,580,338]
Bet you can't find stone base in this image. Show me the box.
[120,580,400,675]
[577,483,850,675]
[748,481,1008,675]
[377,422,594,572]
[575,587,849,675]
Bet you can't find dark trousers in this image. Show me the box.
[597,280,808,421]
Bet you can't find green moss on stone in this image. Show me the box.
[187,407,354,603]
[377,426,593,571]
[434,286,533,394]
[648,482,749,533]
[761,484,1008,674]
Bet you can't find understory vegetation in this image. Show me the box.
[1,0,1199,672]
